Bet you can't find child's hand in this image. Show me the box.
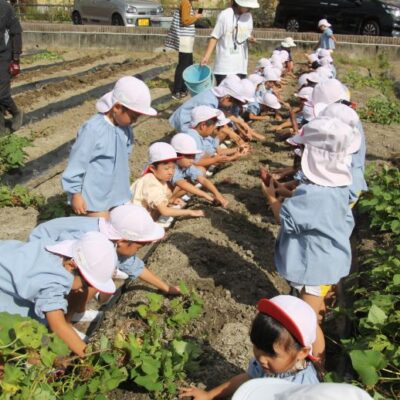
[216,154,231,163]
[71,193,87,215]
[190,210,205,218]
[204,193,215,203]
[214,194,229,208]
[261,179,277,201]
[166,285,181,295]
[179,386,210,400]
[173,198,186,207]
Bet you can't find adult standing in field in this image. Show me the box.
[200,0,259,85]
[165,0,203,100]
[0,0,23,133]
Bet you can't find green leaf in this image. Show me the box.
[393,274,400,285]
[136,304,148,318]
[134,375,163,392]
[367,304,387,325]
[40,347,57,367]
[141,355,161,376]
[178,281,190,295]
[3,364,25,384]
[172,340,189,356]
[350,350,387,386]
[48,336,70,356]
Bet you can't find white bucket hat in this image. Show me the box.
[317,103,362,154]
[260,92,281,110]
[235,0,260,8]
[281,37,296,48]
[248,74,265,87]
[293,117,354,187]
[191,105,221,127]
[306,72,321,84]
[170,133,203,155]
[263,68,280,82]
[295,86,313,101]
[270,54,283,67]
[307,53,319,64]
[257,295,317,360]
[317,48,332,58]
[99,204,165,242]
[312,79,350,106]
[319,56,334,66]
[316,66,334,81]
[256,58,272,69]
[148,142,180,164]
[232,379,373,400]
[96,76,157,116]
[216,111,231,127]
[212,76,247,103]
[46,232,117,294]
[298,73,310,88]
[318,18,332,27]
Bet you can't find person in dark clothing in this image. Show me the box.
[0,0,23,132]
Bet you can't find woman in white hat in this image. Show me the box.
[200,0,260,85]
[62,76,157,219]
[0,231,117,356]
[261,117,356,361]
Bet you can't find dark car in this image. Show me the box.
[274,0,400,36]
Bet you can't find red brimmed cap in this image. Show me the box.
[257,296,318,361]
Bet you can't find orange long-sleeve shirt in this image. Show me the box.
[180,0,197,26]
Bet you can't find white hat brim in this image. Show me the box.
[235,0,260,8]
[232,378,296,400]
[301,145,352,187]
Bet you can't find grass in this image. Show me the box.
[23,51,64,65]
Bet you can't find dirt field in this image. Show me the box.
[1,47,399,399]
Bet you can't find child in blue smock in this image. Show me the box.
[28,204,181,319]
[186,106,248,169]
[262,117,355,361]
[62,76,157,218]
[180,295,319,399]
[0,231,116,356]
[170,133,229,207]
[317,19,336,50]
[169,75,253,146]
[244,92,282,122]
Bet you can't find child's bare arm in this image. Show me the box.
[179,373,250,400]
[46,310,86,356]
[197,175,228,208]
[176,179,214,202]
[157,203,204,218]
[71,193,87,215]
[249,113,270,121]
[261,180,282,223]
[138,267,181,295]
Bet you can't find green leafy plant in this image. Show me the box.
[38,193,72,221]
[359,96,400,125]
[331,164,400,399]
[343,70,394,97]
[22,50,64,64]
[0,184,44,208]
[0,135,32,174]
[0,282,203,399]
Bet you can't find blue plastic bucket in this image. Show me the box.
[182,64,215,96]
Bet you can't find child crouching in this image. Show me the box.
[130,142,204,220]
[179,295,319,399]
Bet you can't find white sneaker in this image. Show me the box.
[113,268,129,280]
[71,309,103,323]
[72,327,89,342]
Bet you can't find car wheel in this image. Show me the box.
[362,20,380,36]
[285,18,300,32]
[112,14,125,26]
[72,11,82,25]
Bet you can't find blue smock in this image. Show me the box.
[169,89,219,132]
[349,122,368,205]
[172,165,203,186]
[275,182,352,286]
[0,240,73,321]
[246,102,261,116]
[29,217,144,279]
[247,358,319,384]
[186,128,219,161]
[319,28,335,50]
[62,113,133,212]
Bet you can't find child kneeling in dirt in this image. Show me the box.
[170,133,228,208]
[187,106,249,170]
[130,142,204,220]
[28,204,181,319]
[62,76,157,219]
[179,295,319,399]
[0,231,116,356]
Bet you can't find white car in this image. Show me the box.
[72,0,164,27]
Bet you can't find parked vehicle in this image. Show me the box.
[72,0,164,27]
[274,0,400,36]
